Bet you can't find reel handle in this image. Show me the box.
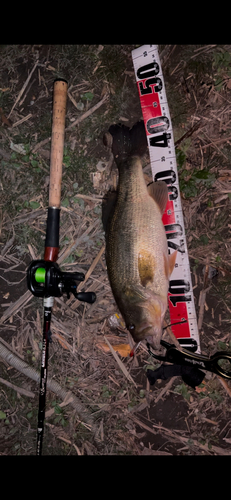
[76,292,96,304]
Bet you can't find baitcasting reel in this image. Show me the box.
[27,260,96,303]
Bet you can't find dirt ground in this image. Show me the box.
[1,44,231,455]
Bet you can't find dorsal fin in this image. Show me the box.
[147,180,168,215]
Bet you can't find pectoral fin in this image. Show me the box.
[164,250,177,278]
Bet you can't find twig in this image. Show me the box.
[217,376,231,398]
[32,137,51,154]
[67,90,79,110]
[74,193,103,201]
[174,121,202,148]
[1,230,15,256]
[198,287,211,330]
[7,61,39,119]
[154,376,177,403]
[65,93,109,132]
[27,243,37,260]
[45,391,74,417]
[75,245,105,290]
[13,208,44,226]
[103,335,137,387]
[200,134,231,149]
[57,218,100,265]
[0,290,32,324]
[128,414,157,436]
[198,257,211,331]
[0,376,35,398]
[0,338,97,432]
[129,416,231,455]
[163,320,181,349]
[32,93,109,153]
[200,131,229,160]
[12,113,33,128]
[190,45,217,59]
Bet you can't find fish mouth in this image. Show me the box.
[146,333,162,351]
[135,324,162,350]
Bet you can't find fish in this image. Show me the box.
[103,121,177,350]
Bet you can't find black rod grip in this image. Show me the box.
[45,207,60,249]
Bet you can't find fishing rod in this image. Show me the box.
[27,78,96,455]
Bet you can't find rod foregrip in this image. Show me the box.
[49,78,68,209]
[44,207,60,262]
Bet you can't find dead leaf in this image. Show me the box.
[92,171,105,189]
[0,108,12,127]
[103,336,137,386]
[96,341,131,357]
[195,384,207,394]
[53,332,72,351]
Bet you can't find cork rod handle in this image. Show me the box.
[49,79,68,208]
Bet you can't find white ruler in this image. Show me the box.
[132,44,200,352]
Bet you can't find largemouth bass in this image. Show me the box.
[103,122,176,349]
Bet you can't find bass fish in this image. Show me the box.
[103,121,176,349]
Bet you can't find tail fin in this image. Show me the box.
[104,120,147,164]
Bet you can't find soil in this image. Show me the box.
[1,44,231,455]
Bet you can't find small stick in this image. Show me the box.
[104,335,137,387]
[0,290,32,324]
[12,113,33,128]
[163,320,181,349]
[32,93,108,153]
[198,257,210,331]
[174,121,202,147]
[57,218,99,265]
[7,61,39,119]
[190,45,217,58]
[217,376,231,398]
[154,376,177,403]
[77,245,105,287]
[70,245,105,310]
[32,137,51,153]
[67,90,79,110]
[201,134,231,149]
[65,93,108,132]
[198,287,211,331]
[0,376,35,398]
[74,193,103,201]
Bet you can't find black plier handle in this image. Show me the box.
[147,340,231,380]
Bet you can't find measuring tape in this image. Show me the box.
[132,44,200,352]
